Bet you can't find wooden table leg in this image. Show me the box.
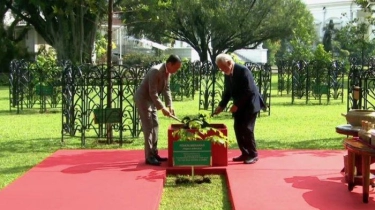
[347,151,355,191]
[362,155,370,203]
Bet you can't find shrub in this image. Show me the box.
[122,53,162,67]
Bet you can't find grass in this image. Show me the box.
[0,79,349,208]
[159,175,231,210]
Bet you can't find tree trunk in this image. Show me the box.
[50,14,98,64]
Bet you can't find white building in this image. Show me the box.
[302,0,372,40]
[4,12,50,55]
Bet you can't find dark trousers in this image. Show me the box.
[233,111,258,157]
[135,101,159,159]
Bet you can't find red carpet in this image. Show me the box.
[0,149,374,210]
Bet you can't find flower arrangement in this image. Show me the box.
[171,113,229,145]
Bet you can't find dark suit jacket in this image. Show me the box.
[219,63,265,115]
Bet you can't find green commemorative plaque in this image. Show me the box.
[35,84,53,96]
[93,108,122,124]
[173,141,211,166]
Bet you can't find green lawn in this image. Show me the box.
[160,175,231,210]
[0,83,348,209]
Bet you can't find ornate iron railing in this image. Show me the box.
[277,59,344,104]
[347,57,375,111]
[9,60,62,113]
[9,59,272,146]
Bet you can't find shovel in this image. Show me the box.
[170,115,184,124]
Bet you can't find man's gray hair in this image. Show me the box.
[215,53,234,65]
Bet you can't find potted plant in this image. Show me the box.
[168,113,229,167]
[172,113,228,145]
[168,113,229,184]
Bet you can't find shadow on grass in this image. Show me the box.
[0,165,34,175]
[270,100,344,107]
[0,136,144,154]
[220,175,232,209]
[0,96,9,101]
[0,138,63,154]
[0,109,61,116]
[228,137,344,150]
[62,135,144,149]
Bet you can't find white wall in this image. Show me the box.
[234,48,268,64]
[303,0,365,41]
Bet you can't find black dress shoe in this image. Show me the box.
[232,155,248,162]
[244,156,258,164]
[155,155,168,162]
[145,157,161,166]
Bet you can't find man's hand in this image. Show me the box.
[161,107,171,117]
[229,105,238,113]
[168,106,175,116]
[213,106,224,116]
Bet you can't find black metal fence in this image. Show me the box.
[245,62,272,116]
[276,57,375,110]
[9,60,63,113]
[347,57,375,111]
[60,63,148,146]
[277,59,345,104]
[9,60,271,146]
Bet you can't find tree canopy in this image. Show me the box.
[121,0,316,62]
[5,0,109,63]
[334,20,375,60]
[274,1,316,62]
[323,20,335,53]
[0,1,30,72]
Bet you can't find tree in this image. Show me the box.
[0,1,31,72]
[332,1,375,61]
[121,0,316,62]
[5,0,109,64]
[263,40,280,65]
[275,1,316,62]
[354,0,374,9]
[334,19,375,60]
[322,19,335,53]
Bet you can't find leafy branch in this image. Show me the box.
[172,113,229,145]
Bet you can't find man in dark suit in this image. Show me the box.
[213,53,265,164]
[134,54,182,166]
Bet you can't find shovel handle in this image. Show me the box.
[170,115,183,123]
